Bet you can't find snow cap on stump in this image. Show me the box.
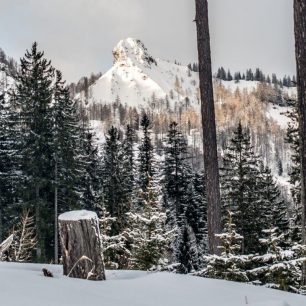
[59,210,98,221]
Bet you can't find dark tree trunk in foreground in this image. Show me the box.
[294,0,306,285]
[59,210,105,281]
[195,0,221,254]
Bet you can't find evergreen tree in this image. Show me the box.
[163,122,189,226]
[234,72,242,83]
[163,122,204,271]
[11,42,54,261]
[79,124,101,211]
[176,224,199,274]
[246,69,254,81]
[272,73,278,85]
[227,70,233,81]
[198,211,250,282]
[259,165,289,243]
[126,176,173,270]
[220,123,264,254]
[191,171,208,259]
[101,126,133,268]
[52,70,83,214]
[99,204,130,269]
[255,68,265,82]
[122,125,136,204]
[0,93,23,240]
[216,67,227,80]
[250,228,303,292]
[138,114,154,192]
[0,93,22,240]
[102,126,129,235]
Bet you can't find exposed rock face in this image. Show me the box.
[112,38,157,67]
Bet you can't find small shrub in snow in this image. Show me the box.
[126,179,174,270]
[248,228,306,293]
[99,205,131,269]
[196,211,251,282]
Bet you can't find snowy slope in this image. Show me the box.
[0,262,305,306]
[266,104,291,130]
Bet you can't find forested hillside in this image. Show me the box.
[0,40,305,293]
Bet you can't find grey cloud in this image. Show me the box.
[0,0,295,83]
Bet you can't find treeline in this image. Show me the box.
[216,67,296,88]
[187,63,296,88]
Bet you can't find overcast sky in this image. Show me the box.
[0,0,296,83]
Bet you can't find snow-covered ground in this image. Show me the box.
[266,104,291,129]
[0,262,305,306]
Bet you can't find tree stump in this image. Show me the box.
[59,210,106,280]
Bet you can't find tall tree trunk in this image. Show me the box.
[294,0,306,285]
[54,156,58,264]
[0,208,2,242]
[195,0,221,254]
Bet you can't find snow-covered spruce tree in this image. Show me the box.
[163,121,204,272]
[102,126,130,233]
[52,70,83,214]
[79,122,102,211]
[249,228,305,293]
[52,71,88,262]
[176,223,199,274]
[0,92,22,241]
[163,121,189,226]
[137,113,154,192]
[220,123,266,254]
[9,209,37,262]
[187,171,208,265]
[99,204,130,269]
[258,165,290,249]
[121,125,136,209]
[126,176,173,270]
[11,42,54,261]
[196,210,250,282]
[10,43,92,262]
[101,126,132,268]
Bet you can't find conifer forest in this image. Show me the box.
[0,1,306,305]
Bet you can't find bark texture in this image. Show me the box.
[294,0,306,285]
[195,0,222,254]
[59,211,105,280]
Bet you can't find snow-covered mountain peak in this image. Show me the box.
[77,37,200,107]
[112,38,156,68]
